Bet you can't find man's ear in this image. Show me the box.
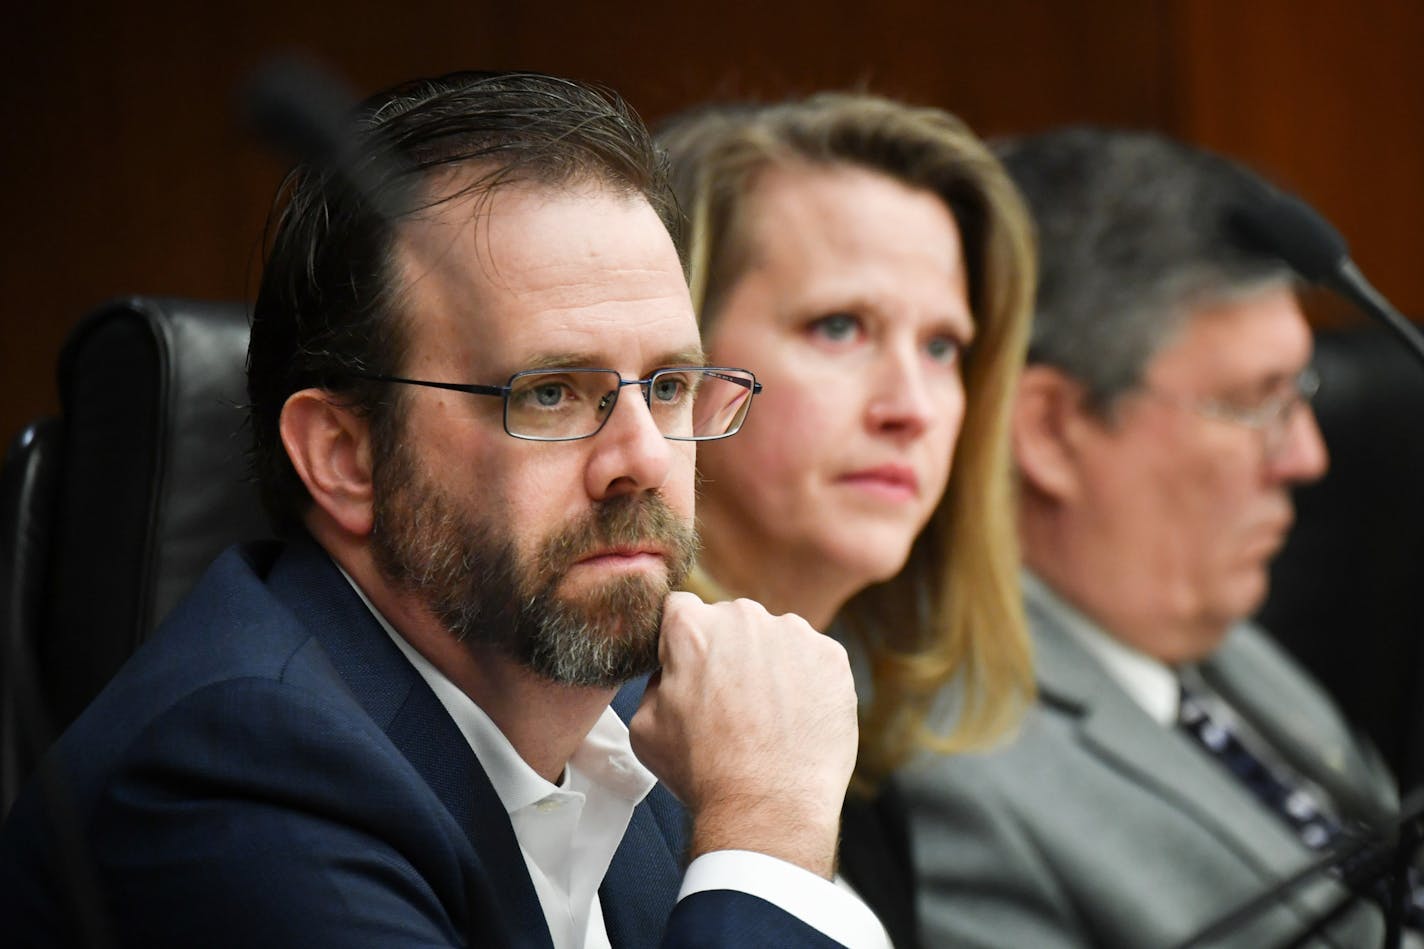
[1012,365,1093,503]
[279,388,375,537]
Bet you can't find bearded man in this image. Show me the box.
[0,71,880,949]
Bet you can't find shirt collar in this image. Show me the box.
[335,563,657,814]
[1022,571,1181,727]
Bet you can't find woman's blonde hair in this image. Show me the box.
[661,93,1037,789]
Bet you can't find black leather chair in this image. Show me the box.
[1259,326,1424,791]
[0,297,264,814]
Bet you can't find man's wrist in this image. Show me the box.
[690,794,842,878]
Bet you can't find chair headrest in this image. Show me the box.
[42,297,267,727]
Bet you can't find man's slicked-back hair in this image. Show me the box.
[248,70,678,535]
[999,127,1296,412]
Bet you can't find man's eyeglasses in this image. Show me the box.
[1139,365,1321,456]
[351,366,763,442]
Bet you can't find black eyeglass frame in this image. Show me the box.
[350,366,763,442]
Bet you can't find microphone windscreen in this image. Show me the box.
[241,55,359,168]
[240,57,418,224]
[1226,183,1349,283]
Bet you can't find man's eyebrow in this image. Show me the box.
[654,347,709,368]
[521,352,605,371]
[1226,368,1300,400]
[517,348,709,373]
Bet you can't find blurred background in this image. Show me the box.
[2,0,1421,448]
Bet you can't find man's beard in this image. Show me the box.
[369,437,697,688]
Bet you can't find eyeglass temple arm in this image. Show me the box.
[353,368,760,398]
[348,372,507,399]
[700,370,763,394]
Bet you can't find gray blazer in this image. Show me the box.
[900,582,1399,948]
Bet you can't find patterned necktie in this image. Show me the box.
[1177,685,1344,851]
[1179,685,1424,929]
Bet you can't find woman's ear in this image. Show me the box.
[278,389,375,537]
[1012,365,1092,504]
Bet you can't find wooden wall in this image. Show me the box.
[3,0,1422,445]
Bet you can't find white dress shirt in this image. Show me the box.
[1021,572,1181,727]
[342,569,889,949]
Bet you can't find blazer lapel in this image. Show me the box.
[269,540,553,949]
[602,676,686,948]
[1202,625,1398,825]
[1028,593,1322,881]
[600,789,684,949]
[1025,584,1381,946]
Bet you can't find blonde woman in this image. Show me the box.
[660,94,1038,946]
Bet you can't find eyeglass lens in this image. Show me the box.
[505,369,755,440]
[1259,368,1320,455]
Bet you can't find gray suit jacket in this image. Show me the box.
[899,581,1399,948]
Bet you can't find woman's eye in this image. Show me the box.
[926,335,961,365]
[808,313,862,343]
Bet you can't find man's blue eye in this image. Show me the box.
[652,377,684,403]
[533,384,566,407]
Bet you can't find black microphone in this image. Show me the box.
[242,55,357,165]
[1172,787,1424,949]
[241,54,416,225]
[1227,183,1424,370]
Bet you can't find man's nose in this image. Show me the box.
[1268,402,1330,484]
[584,385,675,500]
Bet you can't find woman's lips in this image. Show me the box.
[838,465,920,502]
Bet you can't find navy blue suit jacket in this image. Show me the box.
[0,540,843,947]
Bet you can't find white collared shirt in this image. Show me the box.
[342,569,889,949]
[384,624,643,948]
[1022,571,1181,725]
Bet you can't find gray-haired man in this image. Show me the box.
[903,127,1401,948]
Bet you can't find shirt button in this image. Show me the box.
[536,798,563,812]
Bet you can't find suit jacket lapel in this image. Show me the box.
[1027,591,1319,881]
[601,677,686,948]
[385,679,555,949]
[1202,625,1398,825]
[1023,582,1388,946]
[600,790,683,949]
[268,540,552,949]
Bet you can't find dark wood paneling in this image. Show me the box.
[1173,0,1424,326]
[3,1,1421,445]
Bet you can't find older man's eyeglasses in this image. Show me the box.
[351,366,763,442]
[1140,366,1321,455]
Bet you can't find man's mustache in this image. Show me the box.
[536,494,698,578]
